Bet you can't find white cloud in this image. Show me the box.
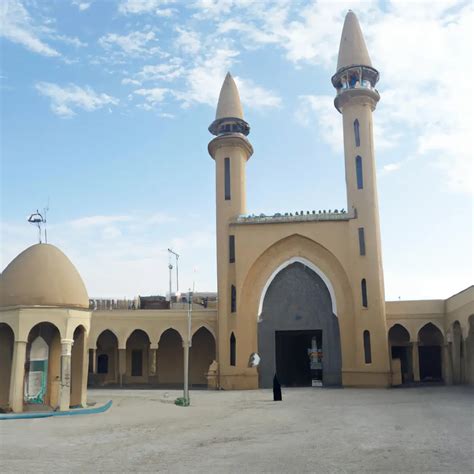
[134,87,169,109]
[0,0,60,57]
[175,27,201,54]
[35,82,119,118]
[69,215,132,229]
[118,0,174,15]
[99,31,160,56]
[72,1,92,11]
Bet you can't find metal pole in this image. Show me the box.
[183,289,192,404]
[176,255,179,293]
[168,264,173,304]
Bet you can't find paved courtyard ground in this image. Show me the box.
[0,386,473,473]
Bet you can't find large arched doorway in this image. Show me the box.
[190,327,216,386]
[388,324,412,383]
[451,321,464,384]
[70,325,86,407]
[467,315,474,385]
[258,261,341,387]
[95,330,118,385]
[126,330,150,384]
[157,329,183,387]
[25,322,61,408]
[0,323,14,407]
[418,323,443,382]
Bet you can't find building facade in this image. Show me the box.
[1,11,473,413]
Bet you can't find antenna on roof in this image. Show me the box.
[43,198,50,243]
[28,210,45,243]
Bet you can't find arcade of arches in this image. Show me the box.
[89,326,216,388]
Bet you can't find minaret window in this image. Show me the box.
[356,156,363,189]
[363,330,372,363]
[230,333,236,366]
[224,157,231,200]
[229,235,235,263]
[361,279,368,307]
[354,119,360,147]
[231,285,236,312]
[358,227,366,256]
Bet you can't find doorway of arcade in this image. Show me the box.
[275,330,322,387]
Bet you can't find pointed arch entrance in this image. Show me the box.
[258,259,341,388]
[0,323,14,407]
[157,329,183,387]
[418,323,443,382]
[388,324,412,383]
[190,327,216,386]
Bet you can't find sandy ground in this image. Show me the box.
[0,386,473,473]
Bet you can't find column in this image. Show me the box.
[9,341,27,413]
[149,345,157,376]
[118,348,126,387]
[59,339,73,411]
[92,348,97,374]
[442,343,453,385]
[80,339,89,407]
[411,342,420,382]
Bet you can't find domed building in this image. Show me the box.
[0,244,91,413]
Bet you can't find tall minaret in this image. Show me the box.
[332,11,390,383]
[208,73,253,383]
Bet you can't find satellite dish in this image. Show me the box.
[248,352,261,368]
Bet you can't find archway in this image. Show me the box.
[190,327,216,386]
[126,330,150,384]
[0,323,14,407]
[467,315,474,385]
[388,324,412,383]
[418,323,443,382]
[70,325,86,407]
[157,329,183,387]
[26,322,61,408]
[258,261,341,388]
[451,321,463,384]
[95,330,118,385]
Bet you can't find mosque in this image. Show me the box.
[1,11,473,413]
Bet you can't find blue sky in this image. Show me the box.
[1,0,472,300]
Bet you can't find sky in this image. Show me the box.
[1,0,473,300]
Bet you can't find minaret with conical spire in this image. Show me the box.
[209,73,253,386]
[332,11,390,382]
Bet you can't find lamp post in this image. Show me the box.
[183,288,193,405]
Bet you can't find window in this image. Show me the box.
[229,235,235,263]
[231,285,236,313]
[224,157,231,200]
[356,156,363,189]
[131,350,142,376]
[358,227,366,256]
[363,330,372,363]
[230,333,236,366]
[361,279,368,308]
[354,119,360,147]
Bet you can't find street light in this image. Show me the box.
[183,287,193,405]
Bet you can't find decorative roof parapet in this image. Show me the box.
[231,209,356,225]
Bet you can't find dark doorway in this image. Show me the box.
[131,350,143,376]
[97,354,108,374]
[419,346,442,381]
[391,346,411,383]
[275,330,321,387]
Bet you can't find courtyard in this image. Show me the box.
[0,386,472,473]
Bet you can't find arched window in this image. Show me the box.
[231,285,236,313]
[97,354,109,374]
[358,227,366,256]
[224,157,231,200]
[361,279,368,308]
[356,156,363,189]
[363,330,372,363]
[229,235,235,263]
[230,333,236,366]
[354,119,360,147]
